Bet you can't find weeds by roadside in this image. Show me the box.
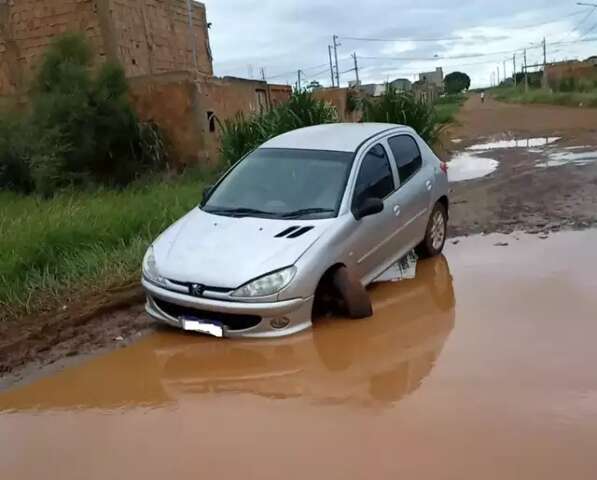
[218,90,338,166]
[0,171,210,324]
[0,33,167,196]
[493,86,597,108]
[362,86,445,144]
[434,94,466,125]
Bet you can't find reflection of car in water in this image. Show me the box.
[155,255,455,407]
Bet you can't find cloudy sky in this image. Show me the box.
[203,0,597,88]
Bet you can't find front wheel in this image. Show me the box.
[416,203,448,258]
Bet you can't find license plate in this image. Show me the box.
[180,317,224,338]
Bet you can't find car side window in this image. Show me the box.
[388,135,422,184]
[353,143,395,206]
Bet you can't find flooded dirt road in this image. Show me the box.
[444,95,597,237]
[2,230,597,480]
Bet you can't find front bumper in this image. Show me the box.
[142,278,314,338]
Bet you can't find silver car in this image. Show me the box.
[142,123,449,338]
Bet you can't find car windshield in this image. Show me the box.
[203,148,354,219]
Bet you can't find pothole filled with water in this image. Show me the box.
[448,152,499,182]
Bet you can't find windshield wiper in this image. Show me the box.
[204,207,276,217]
[280,208,335,218]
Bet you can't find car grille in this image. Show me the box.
[153,298,262,331]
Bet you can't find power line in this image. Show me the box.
[338,10,586,45]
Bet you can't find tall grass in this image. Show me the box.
[493,86,597,108]
[434,94,466,124]
[218,89,338,165]
[0,172,209,323]
[361,86,443,144]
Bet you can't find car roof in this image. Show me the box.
[259,123,412,153]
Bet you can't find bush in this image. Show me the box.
[361,86,441,144]
[0,32,167,195]
[218,89,338,165]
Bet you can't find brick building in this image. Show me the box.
[0,0,293,164]
[0,0,212,96]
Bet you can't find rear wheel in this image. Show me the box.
[416,203,447,258]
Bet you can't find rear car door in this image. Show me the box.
[350,143,402,283]
[386,134,433,247]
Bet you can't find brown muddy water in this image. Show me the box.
[2,230,597,480]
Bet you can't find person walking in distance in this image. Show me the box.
[480,91,485,104]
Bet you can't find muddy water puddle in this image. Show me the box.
[2,230,597,479]
[448,152,499,182]
[449,136,597,182]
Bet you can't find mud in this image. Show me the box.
[444,95,597,237]
[1,230,597,479]
[2,94,597,385]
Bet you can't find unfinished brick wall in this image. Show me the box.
[106,0,212,78]
[0,0,106,94]
[0,0,212,95]
[546,61,597,88]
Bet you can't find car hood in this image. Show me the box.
[153,208,333,288]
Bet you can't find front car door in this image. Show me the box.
[349,143,403,283]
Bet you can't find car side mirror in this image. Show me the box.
[354,197,384,220]
[201,185,213,205]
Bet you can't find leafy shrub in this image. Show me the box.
[218,89,338,165]
[361,86,441,144]
[0,32,167,195]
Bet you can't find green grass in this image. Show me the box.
[492,87,597,108]
[434,94,466,124]
[0,171,211,323]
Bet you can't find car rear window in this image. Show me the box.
[388,135,422,184]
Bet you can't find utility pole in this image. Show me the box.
[513,53,517,87]
[503,60,507,84]
[542,37,548,88]
[185,0,198,69]
[297,69,302,90]
[497,67,500,85]
[352,52,360,85]
[524,48,528,92]
[328,45,335,87]
[333,35,341,87]
[260,67,266,82]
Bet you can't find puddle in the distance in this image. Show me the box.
[450,138,462,144]
[467,136,560,151]
[537,149,597,168]
[2,230,597,479]
[448,151,499,182]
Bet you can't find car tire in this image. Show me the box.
[331,266,373,319]
[416,202,448,258]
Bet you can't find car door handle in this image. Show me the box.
[425,180,433,191]
[393,205,401,217]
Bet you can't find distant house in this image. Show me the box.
[357,83,386,97]
[585,56,597,66]
[389,78,412,91]
[419,67,444,88]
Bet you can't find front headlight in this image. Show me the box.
[143,246,166,286]
[231,266,297,298]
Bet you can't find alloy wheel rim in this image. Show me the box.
[430,211,445,250]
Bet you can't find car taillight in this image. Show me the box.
[440,162,448,174]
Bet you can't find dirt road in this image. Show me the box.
[444,95,597,236]
[2,95,597,384]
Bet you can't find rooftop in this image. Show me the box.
[260,123,409,152]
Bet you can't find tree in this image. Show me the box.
[306,80,322,91]
[444,71,471,94]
